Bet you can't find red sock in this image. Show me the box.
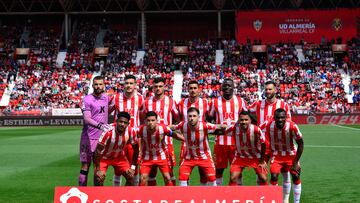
[148,179,157,186]
[229,181,237,186]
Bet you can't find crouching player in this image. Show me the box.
[225,111,267,186]
[138,111,184,186]
[94,112,139,186]
[170,107,227,186]
[264,108,304,203]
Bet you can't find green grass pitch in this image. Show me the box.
[0,125,359,202]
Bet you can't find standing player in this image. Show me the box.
[140,77,180,185]
[225,111,267,186]
[170,107,227,186]
[111,74,144,185]
[177,80,210,185]
[78,76,112,186]
[265,109,304,203]
[93,112,139,186]
[209,78,247,185]
[248,81,292,189]
[248,81,291,126]
[138,111,184,186]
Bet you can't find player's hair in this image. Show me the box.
[124,74,136,81]
[117,111,131,121]
[265,80,276,87]
[93,76,104,82]
[188,80,199,86]
[239,111,256,124]
[239,111,252,117]
[153,77,166,84]
[274,108,286,117]
[187,107,200,115]
[146,111,158,118]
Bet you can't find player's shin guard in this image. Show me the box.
[171,176,177,186]
[133,174,139,186]
[216,177,223,186]
[113,175,122,186]
[282,172,291,203]
[148,177,157,186]
[179,180,188,186]
[293,181,301,203]
[165,180,174,186]
[78,170,88,186]
[237,175,243,185]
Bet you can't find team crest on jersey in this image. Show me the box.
[253,19,262,32]
[332,18,342,31]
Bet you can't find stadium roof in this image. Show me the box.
[0,0,358,14]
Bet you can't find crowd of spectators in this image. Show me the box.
[0,23,359,115]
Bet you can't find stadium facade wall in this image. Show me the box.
[0,115,360,126]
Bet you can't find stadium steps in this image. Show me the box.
[95,29,108,48]
[172,70,183,103]
[136,50,145,66]
[0,81,15,107]
[295,45,305,63]
[342,74,354,103]
[56,51,67,68]
[215,50,224,65]
[20,27,30,48]
[87,72,102,95]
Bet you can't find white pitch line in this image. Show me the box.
[307,145,360,149]
[331,124,360,131]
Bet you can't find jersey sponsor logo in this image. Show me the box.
[224,112,234,121]
[59,187,88,203]
[99,106,105,114]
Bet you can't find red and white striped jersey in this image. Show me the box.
[178,97,210,122]
[98,125,138,160]
[226,124,265,159]
[210,96,247,145]
[264,120,302,156]
[112,92,144,128]
[248,99,291,125]
[174,121,217,160]
[138,124,172,161]
[140,96,179,145]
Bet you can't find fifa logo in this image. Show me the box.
[253,19,262,32]
[332,18,342,31]
[60,187,88,203]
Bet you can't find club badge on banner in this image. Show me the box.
[54,186,282,203]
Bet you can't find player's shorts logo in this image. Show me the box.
[60,187,88,203]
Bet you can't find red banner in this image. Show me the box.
[292,114,360,125]
[236,9,359,43]
[54,186,282,203]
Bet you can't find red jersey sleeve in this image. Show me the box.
[248,101,258,113]
[98,131,111,146]
[129,128,139,145]
[291,123,303,140]
[206,122,217,134]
